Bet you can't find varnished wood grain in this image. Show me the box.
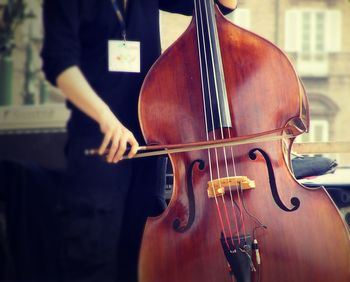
[137,5,350,282]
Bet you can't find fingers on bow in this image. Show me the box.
[98,130,139,163]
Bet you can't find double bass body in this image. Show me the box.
[137,2,350,281]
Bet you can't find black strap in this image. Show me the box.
[111,0,127,40]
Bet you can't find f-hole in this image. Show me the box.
[249,148,300,212]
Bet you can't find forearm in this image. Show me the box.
[56,66,110,123]
[56,66,138,161]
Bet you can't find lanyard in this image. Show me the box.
[111,0,128,40]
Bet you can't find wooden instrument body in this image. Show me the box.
[138,10,350,282]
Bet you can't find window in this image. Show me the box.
[295,119,330,158]
[299,119,329,143]
[296,93,338,146]
[285,9,341,77]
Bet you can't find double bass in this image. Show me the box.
[137,0,350,281]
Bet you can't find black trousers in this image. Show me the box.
[59,136,167,282]
[1,135,166,282]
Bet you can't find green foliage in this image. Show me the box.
[0,0,34,57]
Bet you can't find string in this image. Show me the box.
[208,0,244,245]
[203,0,238,249]
[195,0,232,250]
[206,0,251,245]
[227,128,249,242]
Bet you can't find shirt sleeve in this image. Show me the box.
[40,0,81,86]
[159,0,233,16]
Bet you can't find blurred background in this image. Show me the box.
[0,0,349,167]
[0,0,349,277]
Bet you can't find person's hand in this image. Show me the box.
[218,0,237,9]
[97,107,139,163]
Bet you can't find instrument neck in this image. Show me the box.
[194,0,232,133]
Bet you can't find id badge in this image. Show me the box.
[108,40,140,73]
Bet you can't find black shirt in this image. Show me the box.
[41,0,231,140]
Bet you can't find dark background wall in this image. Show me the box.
[0,131,67,170]
[0,131,67,279]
